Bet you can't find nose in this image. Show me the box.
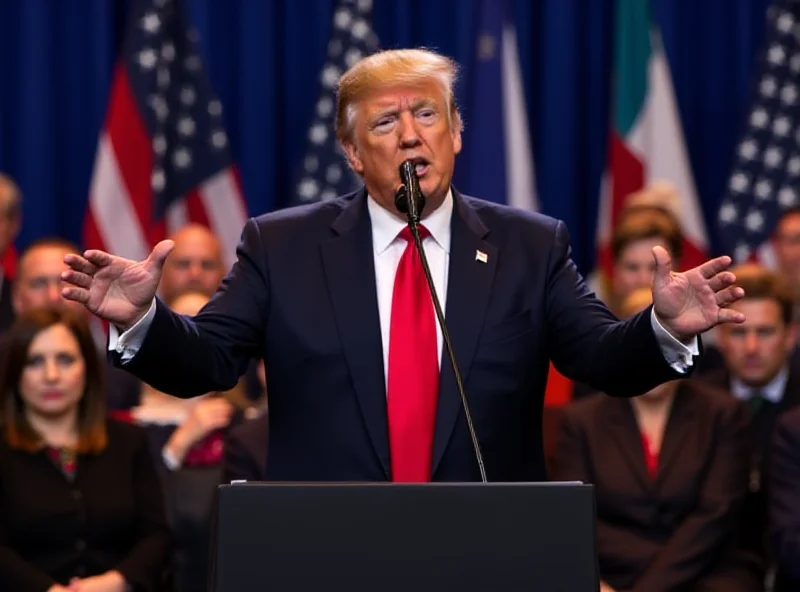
[744,332,760,354]
[635,268,654,289]
[397,111,421,148]
[44,358,60,382]
[46,281,62,305]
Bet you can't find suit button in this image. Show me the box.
[71,490,82,501]
[75,539,86,552]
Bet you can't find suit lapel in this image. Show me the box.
[654,385,695,488]
[431,191,498,476]
[607,399,653,494]
[321,192,390,477]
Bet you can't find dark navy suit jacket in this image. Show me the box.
[770,404,800,590]
[114,188,683,482]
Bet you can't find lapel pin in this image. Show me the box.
[475,250,488,264]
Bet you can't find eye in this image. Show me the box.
[56,353,77,366]
[25,354,44,368]
[416,109,438,123]
[372,117,396,133]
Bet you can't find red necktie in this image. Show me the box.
[387,225,439,482]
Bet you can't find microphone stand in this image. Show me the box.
[396,181,488,484]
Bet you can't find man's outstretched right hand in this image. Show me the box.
[61,240,175,332]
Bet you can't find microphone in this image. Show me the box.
[395,160,488,483]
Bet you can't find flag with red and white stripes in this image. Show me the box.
[84,0,247,269]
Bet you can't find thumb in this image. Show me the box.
[145,240,175,273]
[652,245,673,285]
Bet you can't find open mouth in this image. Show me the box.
[410,157,430,177]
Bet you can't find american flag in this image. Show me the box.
[293,0,379,204]
[84,0,247,269]
[718,0,800,264]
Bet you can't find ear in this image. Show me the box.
[340,140,364,175]
[785,322,798,352]
[451,116,462,155]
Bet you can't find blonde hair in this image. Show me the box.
[335,48,462,143]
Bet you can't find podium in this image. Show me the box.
[212,482,597,591]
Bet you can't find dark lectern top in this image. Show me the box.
[213,481,597,592]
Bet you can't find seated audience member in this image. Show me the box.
[12,238,142,411]
[770,404,800,591]
[0,174,22,332]
[0,308,170,591]
[159,224,225,305]
[702,263,800,575]
[552,288,759,592]
[606,201,683,317]
[771,206,800,306]
[222,359,268,483]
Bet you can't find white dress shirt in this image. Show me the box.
[730,365,788,404]
[109,190,699,378]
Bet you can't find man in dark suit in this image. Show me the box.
[770,405,800,591]
[61,48,746,484]
[701,263,800,584]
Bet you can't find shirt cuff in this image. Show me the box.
[107,300,157,364]
[650,307,699,374]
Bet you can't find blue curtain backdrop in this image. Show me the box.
[0,0,774,273]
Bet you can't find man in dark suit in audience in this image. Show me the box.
[62,48,746,484]
[702,263,800,582]
[769,404,800,591]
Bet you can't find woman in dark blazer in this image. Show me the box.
[551,288,762,592]
[0,308,171,592]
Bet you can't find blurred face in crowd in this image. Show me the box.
[19,323,86,421]
[612,237,670,301]
[161,224,224,304]
[717,298,796,387]
[0,187,20,255]
[773,212,800,293]
[13,245,84,315]
[342,80,462,217]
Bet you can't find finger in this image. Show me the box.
[145,240,175,272]
[63,253,98,276]
[652,246,672,282]
[697,255,732,280]
[708,271,737,293]
[718,307,746,324]
[715,285,745,308]
[83,249,115,268]
[61,269,93,289]
[61,287,91,304]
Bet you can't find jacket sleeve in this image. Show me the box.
[770,411,800,581]
[113,219,270,398]
[545,220,690,397]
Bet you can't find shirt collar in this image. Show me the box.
[730,364,789,403]
[367,188,453,255]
